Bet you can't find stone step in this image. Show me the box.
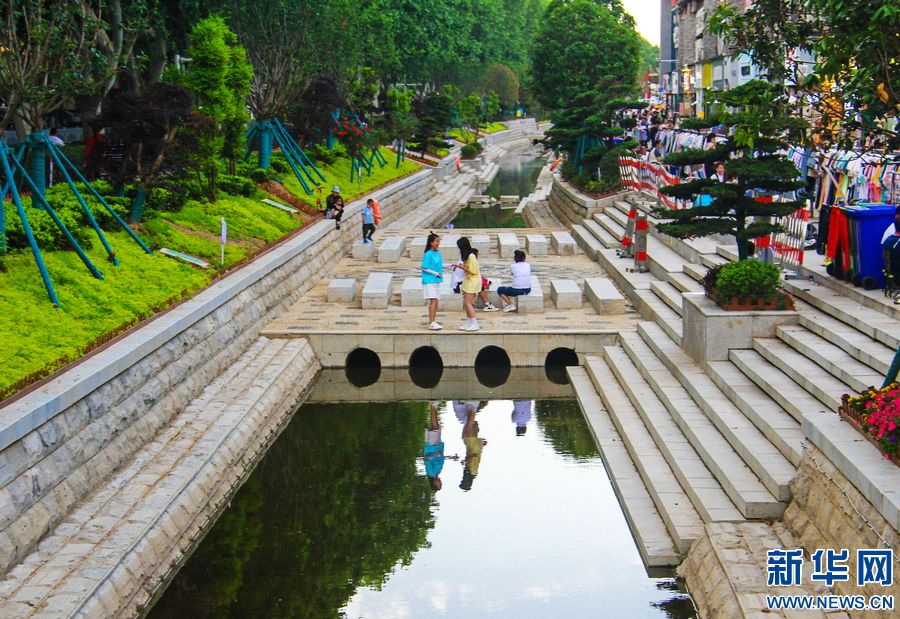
[729,349,829,422]
[776,325,884,393]
[583,218,620,249]
[716,245,739,262]
[568,365,690,565]
[704,360,804,467]
[700,253,729,269]
[593,213,625,241]
[601,346,743,523]
[633,288,683,346]
[666,271,704,293]
[649,280,684,316]
[606,204,631,229]
[571,224,603,260]
[637,322,795,502]
[646,236,686,278]
[683,262,708,283]
[752,337,850,411]
[796,300,894,375]
[594,246,658,300]
[0,338,317,618]
[618,334,784,519]
[783,279,900,350]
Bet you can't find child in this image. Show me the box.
[362,199,376,243]
[421,232,443,330]
[470,248,499,311]
[454,237,481,331]
[497,250,532,312]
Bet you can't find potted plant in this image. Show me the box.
[702,259,795,311]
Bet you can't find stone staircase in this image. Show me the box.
[568,192,899,569]
[387,171,477,230]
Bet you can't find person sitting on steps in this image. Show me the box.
[326,185,344,229]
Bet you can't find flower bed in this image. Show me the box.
[702,260,795,311]
[838,386,900,465]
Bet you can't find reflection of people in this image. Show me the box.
[423,402,446,492]
[512,400,532,436]
[460,407,487,491]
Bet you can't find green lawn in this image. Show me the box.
[0,153,422,398]
[482,121,508,134]
[280,153,421,209]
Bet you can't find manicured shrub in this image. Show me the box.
[218,174,255,197]
[714,259,781,302]
[460,144,479,159]
[146,186,189,213]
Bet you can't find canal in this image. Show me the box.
[449,154,545,229]
[149,377,695,618]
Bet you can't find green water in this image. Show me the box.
[150,396,695,619]
[450,204,526,228]
[486,155,545,199]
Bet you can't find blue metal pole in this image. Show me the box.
[9,154,103,279]
[49,137,152,254]
[272,120,318,185]
[271,129,313,194]
[0,145,59,305]
[28,132,48,198]
[274,118,326,183]
[257,121,274,169]
[43,136,120,265]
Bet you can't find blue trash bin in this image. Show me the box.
[842,203,896,289]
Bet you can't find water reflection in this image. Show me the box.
[150,395,695,619]
[486,155,545,199]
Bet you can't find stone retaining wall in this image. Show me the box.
[0,167,440,577]
[547,178,627,227]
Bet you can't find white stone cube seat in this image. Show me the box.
[327,278,357,303]
[551,231,577,256]
[550,279,582,309]
[585,277,626,314]
[377,236,406,263]
[498,232,519,259]
[361,272,393,309]
[515,276,544,314]
[409,237,427,260]
[526,234,548,256]
[401,277,424,306]
[352,240,376,259]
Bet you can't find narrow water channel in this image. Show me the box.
[449,154,545,228]
[149,388,695,618]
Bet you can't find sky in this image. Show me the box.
[622,0,661,46]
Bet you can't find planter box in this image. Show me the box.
[838,394,900,467]
[683,292,800,364]
[714,291,796,312]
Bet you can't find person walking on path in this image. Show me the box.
[454,237,481,331]
[362,198,376,243]
[422,232,444,330]
[326,185,344,229]
[497,250,532,312]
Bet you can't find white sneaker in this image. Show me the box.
[458,323,481,331]
[503,304,516,312]
[482,303,499,312]
[427,321,443,330]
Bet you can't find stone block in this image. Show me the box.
[351,240,376,260]
[476,279,503,308]
[471,235,491,258]
[409,237,427,260]
[401,277,425,307]
[361,272,394,309]
[550,279,582,309]
[327,279,357,303]
[377,237,406,263]
[498,233,519,259]
[516,276,544,314]
[526,234,548,256]
[439,234,461,262]
[439,280,458,308]
[550,231,577,256]
[585,278,626,314]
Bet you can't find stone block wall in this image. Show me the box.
[783,444,899,613]
[547,178,627,227]
[0,167,440,576]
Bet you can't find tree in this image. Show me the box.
[530,0,642,186]
[709,0,900,149]
[179,15,252,200]
[98,82,197,222]
[656,81,806,261]
[481,63,520,108]
[410,91,453,156]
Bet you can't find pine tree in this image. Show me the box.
[657,81,806,260]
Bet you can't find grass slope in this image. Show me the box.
[0,155,421,397]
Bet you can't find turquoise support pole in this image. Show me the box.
[44,137,119,265]
[129,187,147,224]
[271,130,313,194]
[49,138,152,254]
[10,154,103,279]
[257,121,274,169]
[28,133,48,200]
[274,119,326,183]
[272,121,318,186]
[0,145,59,305]
[242,124,259,162]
